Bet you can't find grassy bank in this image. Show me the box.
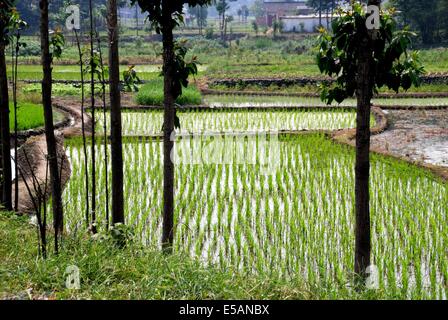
[0,211,385,300]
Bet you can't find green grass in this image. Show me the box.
[8,102,63,132]
[58,134,447,299]
[135,79,202,106]
[0,210,383,300]
[11,64,161,82]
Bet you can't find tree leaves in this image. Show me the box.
[316,1,425,104]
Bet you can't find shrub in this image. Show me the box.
[20,42,41,57]
[205,26,214,39]
[135,79,202,106]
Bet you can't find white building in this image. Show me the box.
[280,14,333,33]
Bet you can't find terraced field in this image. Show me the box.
[60,108,447,299]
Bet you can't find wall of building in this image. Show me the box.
[259,1,313,27]
[280,15,332,33]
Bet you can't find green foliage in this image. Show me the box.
[50,29,65,62]
[252,21,259,35]
[82,47,108,92]
[0,1,18,47]
[205,26,214,39]
[123,65,141,92]
[17,41,40,56]
[317,2,425,105]
[135,79,202,106]
[170,40,201,99]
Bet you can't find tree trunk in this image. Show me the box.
[39,0,64,252]
[354,41,371,279]
[89,0,97,233]
[13,35,20,211]
[74,29,90,227]
[221,8,226,41]
[319,0,322,27]
[353,0,381,283]
[108,0,125,225]
[0,41,12,211]
[161,9,176,253]
[135,5,139,37]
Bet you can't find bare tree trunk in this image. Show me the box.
[0,39,12,211]
[89,0,97,234]
[135,5,139,37]
[12,32,20,211]
[39,0,64,252]
[96,31,110,228]
[74,29,90,227]
[354,42,371,279]
[353,0,381,283]
[108,0,125,225]
[161,8,176,253]
[319,0,322,27]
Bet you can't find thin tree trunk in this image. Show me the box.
[89,0,97,234]
[13,32,19,211]
[0,40,12,211]
[96,31,110,228]
[161,8,176,253]
[108,0,125,225]
[74,29,90,227]
[221,8,226,41]
[135,5,139,37]
[319,0,322,27]
[39,0,64,253]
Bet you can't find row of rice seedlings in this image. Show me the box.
[59,134,447,299]
[204,95,448,108]
[95,109,371,136]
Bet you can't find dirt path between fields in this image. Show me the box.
[13,100,92,214]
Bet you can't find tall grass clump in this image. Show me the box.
[135,79,202,106]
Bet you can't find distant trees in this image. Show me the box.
[307,0,338,28]
[15,0,129,33]
[250,0,265,20]
[317,0,423,284]
[188,5,208,35]
[391,0,448,45]
[238,5,249,24]
[215,0,236,41]
[132,0,212,252]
